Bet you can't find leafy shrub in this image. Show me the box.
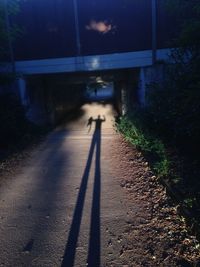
[116,112,170,178]
[155,0,200,153]
[147,59,200,153]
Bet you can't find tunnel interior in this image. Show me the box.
[22,68,140,126]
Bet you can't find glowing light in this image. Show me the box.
[86,20,112,34]
[91,57,100,69]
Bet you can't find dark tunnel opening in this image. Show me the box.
[21,68,140,127]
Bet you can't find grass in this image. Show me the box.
[116,114,170,179]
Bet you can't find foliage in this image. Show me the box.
[0,0,22,61]
[0,0,24,87]
[146,74,200,152]
[117,0,200,214]
[116,110,170,178]
[117,0,200,228]
[0,1,8,60]
[146,0,200,153]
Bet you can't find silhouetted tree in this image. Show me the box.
[0,0,21,84]
[147,0,200,151]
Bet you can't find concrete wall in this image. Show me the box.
[113,65,165,115]
[113,69,139,115]
[137,64,165,106]
[14,48,171,75]
[16,64,165,125]
[18,75,85,126]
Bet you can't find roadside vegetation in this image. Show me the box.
[117,0,200,238]
[117,110,170,178]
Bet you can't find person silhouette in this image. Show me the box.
[94,115,106,129]
[94,88,97,96]
[87,115,106,132]
[61,114,106,267]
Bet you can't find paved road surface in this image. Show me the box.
[0,102,134,267]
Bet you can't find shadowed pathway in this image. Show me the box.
[0,103,134,266]
[0,102,200,267]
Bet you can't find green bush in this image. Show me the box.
[146,61,200,153]
[116,112,170,178]
[155,0,200,152]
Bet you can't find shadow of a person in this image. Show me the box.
[87,115,106,133]
[87,117,93,133]
[61,114,106,267]
[94,88,97,96]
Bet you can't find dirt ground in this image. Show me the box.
[110,136,200,267]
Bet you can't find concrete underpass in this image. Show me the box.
[19,68,143,126]
[1,1,198,266]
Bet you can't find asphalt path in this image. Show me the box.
[0,102,134,267]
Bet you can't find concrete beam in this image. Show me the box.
[14,50,159,75]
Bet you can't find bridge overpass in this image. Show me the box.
[7,0,176,73]
[2,0,178,124]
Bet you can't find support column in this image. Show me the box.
[138,65,165,107]
[18,77,29,107]
[152,0,157,64]
[3,0,16,74]
[138,68,146,106]
[121,82,128,115]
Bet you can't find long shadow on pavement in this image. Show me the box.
[61,115,105,267]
